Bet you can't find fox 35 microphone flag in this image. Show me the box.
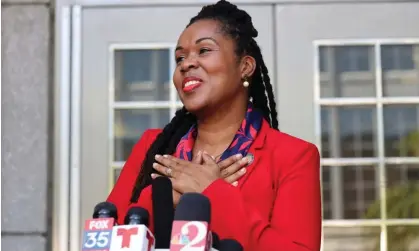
[82,218,115,251]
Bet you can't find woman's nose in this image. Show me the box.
[180,56,198,72]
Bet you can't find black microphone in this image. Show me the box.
[212,232,220,249]
[124,206,150,226]
[113,206,155,250]
[174,193,211,222]
[152,176,175,248]
[169,193,212,250]
[92,201,118,221]
[219,239,243,251]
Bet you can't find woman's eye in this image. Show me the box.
[175,56,184,63]
[199,48,211,54]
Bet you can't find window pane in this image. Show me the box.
[319,45,376,98]
[113,168,121,186]
[321,106,377,158]
[382,44,419,97]
[387,225,419,251]
[114,49,171,101]
[114,109,170,161]
[384,104,419,157]
[322,166,332,220]
[319,46,328,72]
[323,165,380,220]
[323,226,380,251]
[386,164,419,219]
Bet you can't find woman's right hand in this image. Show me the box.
[172,151,204,207]
[194,151,250,186]
[171,152,249,206]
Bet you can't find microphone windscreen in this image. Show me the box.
[92,202,118,220]
[219,239,243,251]
[174,193,211,223]
[152,176,175,248]
[125,206,149,225]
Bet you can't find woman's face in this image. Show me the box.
[173,19,246,115]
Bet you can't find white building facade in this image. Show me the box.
[2,0,418,251]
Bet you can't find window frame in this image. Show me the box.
[108,43,182,188]
[313,38,419,250]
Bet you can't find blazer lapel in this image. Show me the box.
[237,119,268,188]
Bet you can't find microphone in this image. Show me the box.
[81,202,117,251]
[169,193,212,251]
[218,239,243,251]
[109,206,155,251]
[211,232,220,250]
[152,176,175,248]
[108,207,154,251]
[124,207,149,225]
[93,201,118,220]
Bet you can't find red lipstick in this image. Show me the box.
[182,76,203,93]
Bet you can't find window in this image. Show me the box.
[316,41,419,251]
[381,44,419,97]
[319,45,376,98]
[382,45,415,71]
[110,45,181,188]
[336,45,372,72]
[114,49,171,101]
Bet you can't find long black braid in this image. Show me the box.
[130,0,279,203]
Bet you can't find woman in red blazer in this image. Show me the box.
[107,1,321,250]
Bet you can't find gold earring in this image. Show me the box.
[243,79,249,88]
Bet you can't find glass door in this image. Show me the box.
[110,45,180,191]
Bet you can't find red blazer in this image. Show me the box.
[107,120,322,251]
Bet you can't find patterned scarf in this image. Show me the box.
[174,103,263,162]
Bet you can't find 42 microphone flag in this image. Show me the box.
[82,218,115,251]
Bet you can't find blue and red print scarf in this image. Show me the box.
[174,103,263,162]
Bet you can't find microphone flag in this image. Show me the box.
[170,221,211,251]
[109,225,155,251]
[81,218,115,251]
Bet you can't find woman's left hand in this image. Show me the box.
[152,151,220,194]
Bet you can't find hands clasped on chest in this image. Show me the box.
[151,151,250,206]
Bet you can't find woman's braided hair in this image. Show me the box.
[130,0,279,202]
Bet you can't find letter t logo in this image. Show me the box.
[117,227,138,248]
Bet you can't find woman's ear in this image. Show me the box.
[240,55,256,78]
